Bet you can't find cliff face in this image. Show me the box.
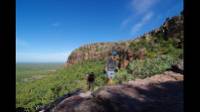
[149,14,184,47]
[66,42,117,65]
[65,41,131,67]
[65,13,183,67]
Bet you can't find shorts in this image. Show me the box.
[106,70,115,78]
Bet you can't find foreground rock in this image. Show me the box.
[49,71,183,112]
[169,59,184,74]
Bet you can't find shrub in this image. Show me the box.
[128,55,177,79]
[113,69,134,84]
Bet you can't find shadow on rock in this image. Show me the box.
[52,80,183,112]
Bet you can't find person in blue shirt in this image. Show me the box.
[105,50,119,81]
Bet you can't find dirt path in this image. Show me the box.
[45,71,183,112]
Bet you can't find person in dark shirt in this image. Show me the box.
[86,72,95,91]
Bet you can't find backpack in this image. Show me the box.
[87,73,95,82]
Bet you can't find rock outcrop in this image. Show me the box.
[47,71,183,112]
[167,59,184,74]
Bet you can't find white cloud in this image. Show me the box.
[131,12,154,34]
[131,0,159,14]
[121,16,133,28]
[121,0,159,34]
[16,51,71,63]
[52,22,60,27]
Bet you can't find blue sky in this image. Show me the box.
[16,0,183,63]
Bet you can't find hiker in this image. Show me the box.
[86,72,95,91]
[105,50,119,84]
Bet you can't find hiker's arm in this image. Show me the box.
[85,74,88,80]
[105,65,107,71]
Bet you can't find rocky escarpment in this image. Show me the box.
[42,71,183,112]
[66,42,118,65]
[65,12,183,67]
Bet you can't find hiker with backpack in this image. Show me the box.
[86,72,95,91]
[105,50,119,84]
